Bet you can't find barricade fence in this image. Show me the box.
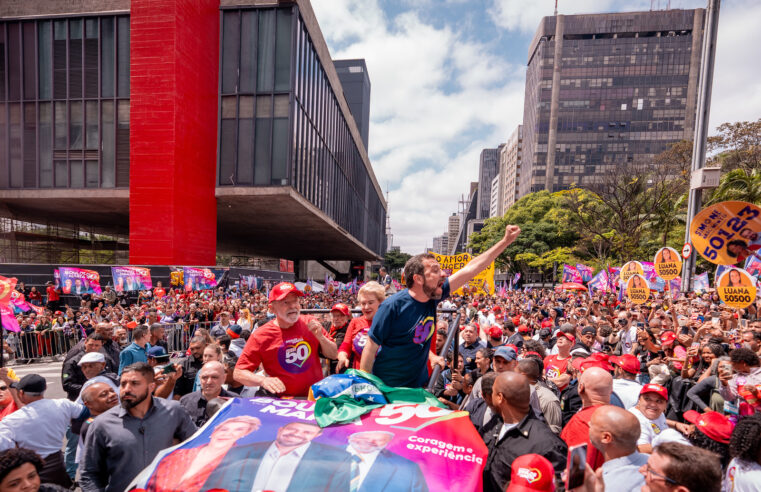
[6,308,459,365]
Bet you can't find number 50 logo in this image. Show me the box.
[278,340,312,373]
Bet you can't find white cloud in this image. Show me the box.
[310,0,761,253]
[312,0,525,253]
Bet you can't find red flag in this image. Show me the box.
[0,275,16,306]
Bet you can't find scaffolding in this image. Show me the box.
[0,216,129,265]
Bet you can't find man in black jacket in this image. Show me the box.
[482,372,567,492]
[174,335,206,398]
[61,334,106,401]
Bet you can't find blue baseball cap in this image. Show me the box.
[494,346,517,362]
[147,346,168,359]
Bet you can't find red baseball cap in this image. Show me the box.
[512,316,522,326]
[330,303,350,316]
[610,354,641,374]
[660,331,677,346]
[518,324,530,333]
[488,326,503,339]
[683,410,735,444]
[493,306,502,313]
[557,332,576,344]
[268,282,305,302]
[541,319,553,328]
[640,383,668,400]
[506,454,556,492]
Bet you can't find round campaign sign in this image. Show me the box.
[620,261,644,285]
[716,267,757,309]
[690,201,761,265]
[627,274,650,304]
[654,247,682,281]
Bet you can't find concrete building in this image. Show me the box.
[489,173,501,218]
[447,213,460,254]
[333,58,370,151]
[477,148,498,219]
[0,0,386,266]
[432,234,448,255]
[500,125,523,212]
[519,9,704,198]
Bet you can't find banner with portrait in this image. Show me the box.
[620,261,644,285]
[431,253,494,296]
[129,397,487,492]
[716,267,757,309]
[626,274,650,304]
[562,264,583,283]
[111,266,152,292]
[58,267,102,294]
[182,267,229,292]
[690,201,761,265]
[653,247,682,281]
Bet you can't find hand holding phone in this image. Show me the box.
[565,444,587,490]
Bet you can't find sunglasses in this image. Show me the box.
[0,386,7,391]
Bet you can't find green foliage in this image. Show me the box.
[706,168,761,206]
[383,249,412,274]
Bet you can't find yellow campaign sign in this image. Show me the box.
[654,247,682,281]
[626,274,650,304]
[716,267,757,309]
[431,252,495,296]
[620,261,644,285]
[690,201,761,265]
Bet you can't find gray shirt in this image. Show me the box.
[601,451,648,492]
[80,396,197,492]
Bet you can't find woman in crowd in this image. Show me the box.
[0,449,68,492]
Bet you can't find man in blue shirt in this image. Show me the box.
[361,224,521,387]
[118,325,151,376]
[589,405,648,492]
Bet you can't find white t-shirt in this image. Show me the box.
[629,407,668,447]
[724,458,761,492]
[619,324,638,354]
[613,378,643,409]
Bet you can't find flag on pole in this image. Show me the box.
[562,265,582,283]
[576,264,593,282]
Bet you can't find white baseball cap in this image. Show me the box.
[78,352,106,365]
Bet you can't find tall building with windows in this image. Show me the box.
[447,213,460,254]
[333,59,370,151]
[519,9,704,198]
[489,173,501,218]
[0,0,386,265]
[500,125,522,212]
[477,148,498,219]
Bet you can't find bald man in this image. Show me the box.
[482,372,566,492]
[560,367,613,470]
[589,405,648,492]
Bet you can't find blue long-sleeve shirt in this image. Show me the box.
[117,342,150,376]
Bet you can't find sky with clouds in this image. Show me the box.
[311,0,761,254]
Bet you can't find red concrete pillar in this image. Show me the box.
[128,0,219,265]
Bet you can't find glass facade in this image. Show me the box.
[219,6,386,256]
[0,16,130,189]
[521,11,701,196]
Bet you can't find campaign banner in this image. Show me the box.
[694,272,710,293]
[182,267,228,292]
[111,266,152,292]
[620,261,644,285]
[691,201,761,265]
[669,277,682,295]
[53,269,60,289]
[640,261,658,282]
[59,267,101,294]
[129,397,487,492]
[0,275,16,306]
[715,265,731,288]
[588,269,610,293]
[0,305,19,332]
[608,266,621,289]
[717,267,757,309]
[431,253,494,296]
[562,264,582,283]
[575,263,593,282]
[744,255,761,278]
[9,290,31,313]
[654,247,682,281]
[626,274,649,304]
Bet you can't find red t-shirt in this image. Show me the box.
[543,354,571,390]
[0,400,18,421]
[154,288,166,298]
[338,317,372,369]
[236,315,324,397]
[46,286,59,302]
[560,405,605,470]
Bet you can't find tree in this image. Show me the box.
[706,168,761,206]
[707,119,761,173]
[383,249,411,275]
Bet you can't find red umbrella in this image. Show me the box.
[561,282,588,291]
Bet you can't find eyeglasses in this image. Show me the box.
[644,464,679,485]
[0,386,7,391]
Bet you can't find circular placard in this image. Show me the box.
[690,201,761,265]
[654,247,682,281]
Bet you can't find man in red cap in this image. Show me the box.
[234,282,338,397]
[327,303,351,373]
[543,329,574,392]
[611,354,642,409]
[629,383,690,453]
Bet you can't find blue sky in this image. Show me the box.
[311,0,761,253]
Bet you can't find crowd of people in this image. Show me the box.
[0,225,760,491]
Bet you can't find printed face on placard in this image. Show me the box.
[690,201,761,265]
[654,247,682,281]
[620,261,644,284]
[717,268,757,309]
[626,274,649,304]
